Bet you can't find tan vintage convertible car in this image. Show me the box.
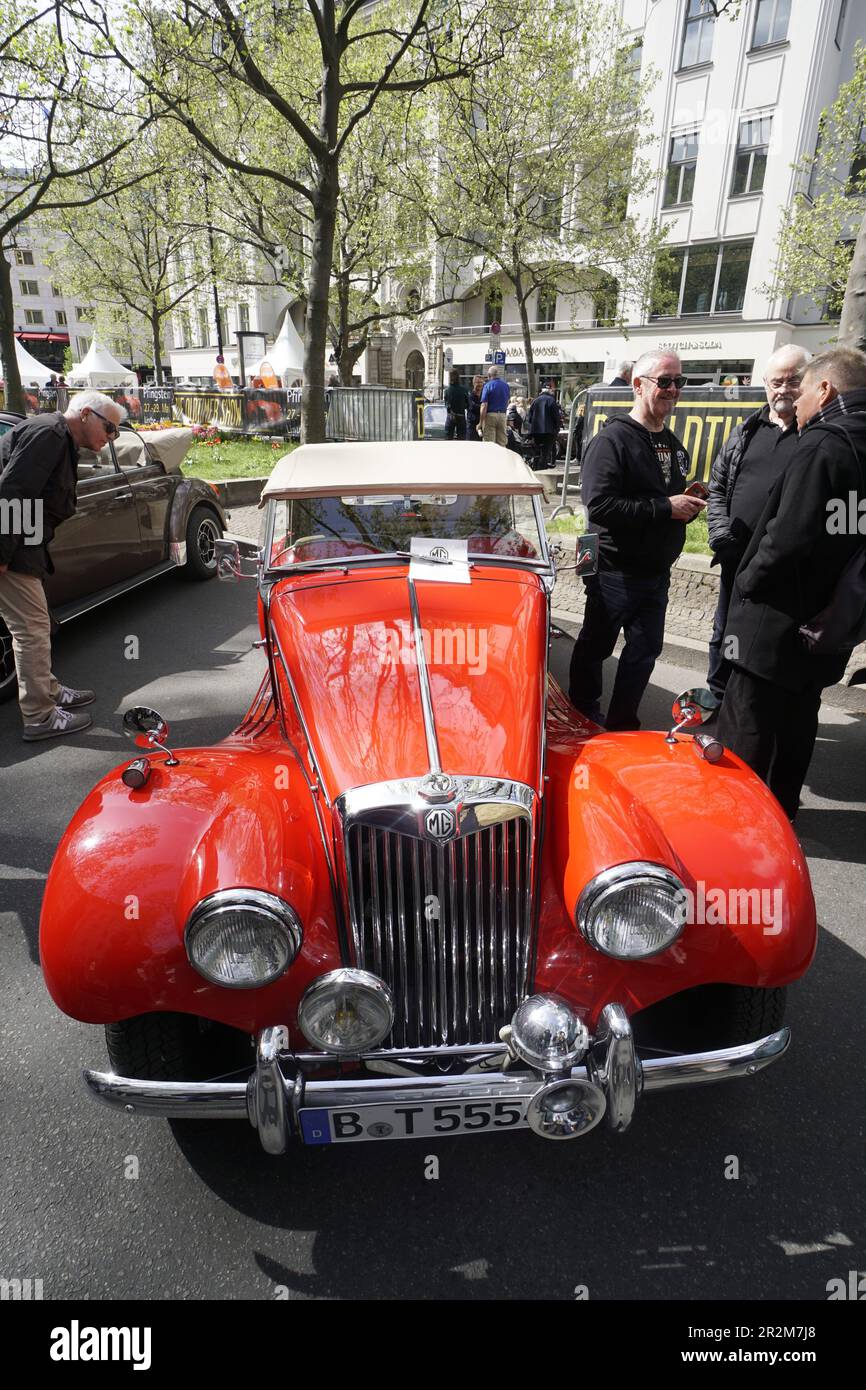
[0,414,227,701]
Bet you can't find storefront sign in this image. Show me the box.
[657,339,724,353]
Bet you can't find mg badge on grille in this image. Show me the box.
[425,806,456,841]
[419,772,455,802]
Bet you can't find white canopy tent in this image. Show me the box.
[258,312,305,384]
[2,338,54,386]
[68,341,137,388]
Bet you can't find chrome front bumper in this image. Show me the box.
[83,1001,791,1154]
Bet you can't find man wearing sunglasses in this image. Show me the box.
[0,390,126,741]
[569,350,704,730]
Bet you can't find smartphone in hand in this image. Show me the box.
[685,481,709,500]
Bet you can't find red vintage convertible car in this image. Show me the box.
[40,443,815,1151]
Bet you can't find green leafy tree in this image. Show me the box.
[0,2,157,411]
[420,0,668,396]
[65,0,512,441]
[770,43,866,350]
[39,127,226,383]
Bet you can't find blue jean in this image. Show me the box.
[568,570,670,730]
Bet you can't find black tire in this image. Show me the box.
[0,618,17,704]
[105,1012,251,1083]
[182,505,223,581]
[632,984,787,1054]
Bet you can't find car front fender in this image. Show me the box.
[39,742,341,1032]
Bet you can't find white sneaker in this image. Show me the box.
[56,684,96,709]
[23,705,93,741]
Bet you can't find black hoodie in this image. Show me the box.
[581,413,690,575]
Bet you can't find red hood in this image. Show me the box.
[270,567,546,800]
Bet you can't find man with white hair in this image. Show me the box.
[0,391,126,740]
[609,360,633,387]
[569,349,704,729]
[705,343,809,703]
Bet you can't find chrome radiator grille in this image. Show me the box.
[344,816,533,1048]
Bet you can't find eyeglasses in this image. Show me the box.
[88,409,119,438]
[766,377,801,390]
[642,374,686,390]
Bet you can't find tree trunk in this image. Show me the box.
[150,310,163,385]
[0,247,24,414]
[838,207,866,354]
[303,160,339,441]
[514,279,537,398]
[337,337,366,386]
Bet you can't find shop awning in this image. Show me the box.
[16,331,70,343]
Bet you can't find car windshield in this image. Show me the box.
[267,492,547,568]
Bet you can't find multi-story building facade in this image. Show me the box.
[3,225,94,377]
[166,284,303,384]
[371,0,865,396]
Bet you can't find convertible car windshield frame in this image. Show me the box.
[262,492,555,578]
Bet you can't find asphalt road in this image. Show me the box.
[1,570,864,1302]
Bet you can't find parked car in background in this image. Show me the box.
[40,442,813,1155]
[422,401,448,439]
[0,414,227,701]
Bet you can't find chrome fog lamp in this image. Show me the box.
[509,994,589,1073]
[298,969,394,1054]
[527,1077,606,1140]
[577,862,687,960]
[185,889,302,988]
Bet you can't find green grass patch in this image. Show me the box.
[683,510,710,555]
[181,437,296,481]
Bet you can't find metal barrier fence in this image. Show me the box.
[1,383,424,442]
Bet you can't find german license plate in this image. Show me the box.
[299,1096,530,1144]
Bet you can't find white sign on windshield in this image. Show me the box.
[408,537,470,584]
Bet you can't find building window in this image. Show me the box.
[176,311,190,349]
[752,0,791,48]
[484,285,503,326]
[51,283,62,297]
[76,305,92,320]
[237,302,250,332]
[197,306,210,346]
[535,287,557,330]
[731,115,771,195]
[835,0,849,49]
[76,336,90,357]
[56,310,67,326]
[680,0,715,69]
[652,240,753,317]
[848,125,866,192]
[24,308,44,325]
[626,38,643,85]
[19,279,39,295]
[13,248,34,266]
[664,133,699,207]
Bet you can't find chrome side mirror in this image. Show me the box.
[666,687,718,745]
[122,706,179,765]
[215,536,260,582]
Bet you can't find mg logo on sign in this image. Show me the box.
[425,807,456,841]
[430,545,449,562]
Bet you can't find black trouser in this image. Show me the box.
[706,559,738,699]
[568,570,670,731]
[533,433,558,469]
[716,667,822,819]
[446,412,466,440]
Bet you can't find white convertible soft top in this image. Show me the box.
[260,441,545,501]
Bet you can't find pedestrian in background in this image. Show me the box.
[609,360,634,387]
[525,380,563,469]
[466,374,484,441]
[0,391,126,741]
[705,344,809,705]
[717,347,866,820]
[478,365,510,446]
[568,350,703,730]
[444,369,470,440]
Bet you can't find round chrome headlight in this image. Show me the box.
[185,889,302,988]
[298,969,394,1054]
[576,863,687,960]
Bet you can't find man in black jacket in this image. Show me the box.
[717,347,866,818]
[525,381,564,469]
[568,350,705,729]
[705,344,809,701]
[0,392,125,741]
[444,369,470,440]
